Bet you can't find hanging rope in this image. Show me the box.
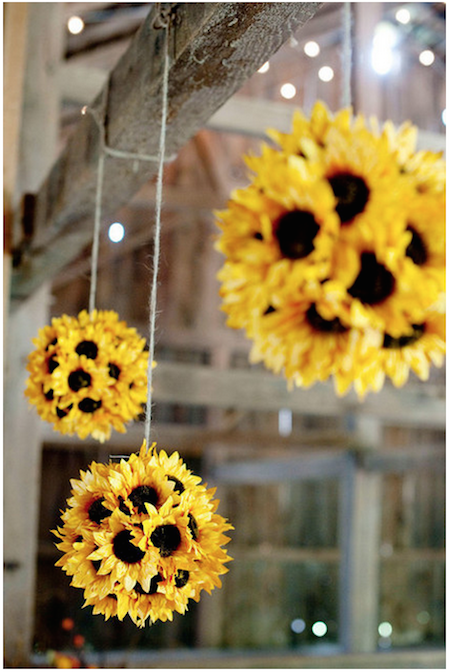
[88,150,105,313]
[144,23,170,451]
[341,1,352,108]
[80,11,171,455]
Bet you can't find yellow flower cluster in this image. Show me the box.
[25,310,150,441]
[53,443,233,627]
[215,102,445,396]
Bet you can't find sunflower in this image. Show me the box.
[215,155,340,333]
[53,442,233,627]
[25,310,150,441]
[341,310,446,396]
[215,102,445,396]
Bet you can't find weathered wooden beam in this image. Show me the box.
[207,96,447,152]
[151,362,445,429]
[11,2,321,304]
[59,65,447,154]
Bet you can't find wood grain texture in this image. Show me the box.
[11,2,321,303]
[150,362,445,429]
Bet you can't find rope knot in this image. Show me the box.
[153,4,175,29]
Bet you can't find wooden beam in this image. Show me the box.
[11,2,321,304]
[207,96,446,152]
[151,362,445,429]
[59,68,447,155]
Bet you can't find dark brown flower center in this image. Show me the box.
[47,355,59,373]
[175,570,190,588]
[188,514,199,541]
[167,476,185,494]
[76,340,98,359]
[275,210,320,259]
[88,498,112,524]
[348,252,395,305]
[405,226,428,266]
[45,338,57,352]
[56,404,72,418]
[306,303,349,334]
[129,485,158,513]
[91,559,102,572]
[113,530,145,564]
[150,525,181,557]
[68,369,91,392]
[328,173,369,223]
[135,573,162,595]
[383,323,425,349]
[78,398,101,413]
[108,363,121,380]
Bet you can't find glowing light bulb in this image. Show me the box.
[291,618,306,634]
[280,83,296,99]
[67,16,85,35]
[108,222,125,243]
[304,41,320,58]
[312,621,327,637]
[378,621,393,638]
[258,61,270,74]
[318,66,334,82]
[395,8,411,24]
[419,50,435,66]
[371,46,394,74]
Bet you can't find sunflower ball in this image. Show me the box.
[25,310,150,441]
[53,443,233,626]
[215,102,445,397]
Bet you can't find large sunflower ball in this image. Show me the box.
[215,101,445,397]
[25,310,150,441]
[53,443,233,627]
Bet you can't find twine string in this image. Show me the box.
[144,24,170,452]
[81,12,171,457]
[341,1,352,108]
[89,150,105,314]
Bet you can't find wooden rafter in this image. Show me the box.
[10,2,321,304]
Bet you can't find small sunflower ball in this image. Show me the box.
[215,101,445,397]
[25,310,150,442]
[53,442,233,627]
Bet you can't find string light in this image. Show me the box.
[312,621,327,637]
[280,83,296,99]
[419,49,435,66]
[290,618,306,633]
[304,41,320,57]
[318,66,334,82]
[67,16,85,35]
[258,61,270,74]
[378,621,393,637]
[371,22,398,75]
[108,222,125,243]
[395,8,411,24]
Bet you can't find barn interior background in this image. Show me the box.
[4,1,445,669]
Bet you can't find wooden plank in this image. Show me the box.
[4,285,51,667]
[207,96,446,152]
[10,2,321,304]
[30,646,446,669]
[3,2,29,335]
[4,5,63,665]
[151,362,445,429]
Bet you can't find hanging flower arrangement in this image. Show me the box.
[53,442,233,627]
[215,101,445,396]
[25,310,151,441]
